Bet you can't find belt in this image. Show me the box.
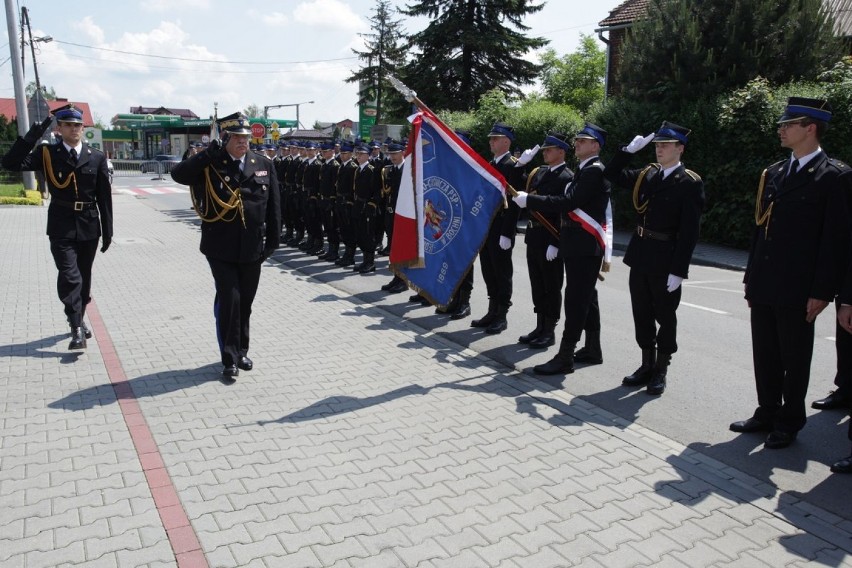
[636,225,674,241]
[53,200,96,211]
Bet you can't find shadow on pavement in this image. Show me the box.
[0,333,86,364]
[48,364,222,411]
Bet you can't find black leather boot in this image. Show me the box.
[449,288,472,320]
[534,340,575,375]
[574,330,603,364]
[622,349,656,386]
[322,244,340,262]
[69,327,87,350]
[647,351,671,395]
[528,317,557,348]
[471,300,497,328]
[485,304,509,334]
[519,314,544,344]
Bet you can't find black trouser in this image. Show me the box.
[321,199,339,247]
[281,186,294,231]
[385,207,395,249]
[207,257,262,367]
[526,235,563,321]
[306,195,322,242]
[49,237,99,327]
[337,201,355,249]
[354,201,375,262]
[628,268,681,353]
[292,189,306,234]
[584,288,601,335]
[479,221,514,307]
[834,300,852,397]
[750,302,815,434]
[561,255,602,345]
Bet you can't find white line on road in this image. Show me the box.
[681,302,729,315]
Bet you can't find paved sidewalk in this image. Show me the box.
[1,197,849,567]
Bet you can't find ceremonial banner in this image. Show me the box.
[390,109,506,306]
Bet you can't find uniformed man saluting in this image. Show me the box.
[2,104,113,351]
[171,112,281,380]
[604,121,704,396]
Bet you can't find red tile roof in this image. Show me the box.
[0,98,96,126]
[598,0,650,27]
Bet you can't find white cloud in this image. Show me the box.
[293,0,364,31]
[248,10,289,26]
[140,0,210,13]
[70,16,105,45]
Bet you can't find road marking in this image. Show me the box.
[684,284,744,294]
[681,301,729,315]
[115,187,189,196]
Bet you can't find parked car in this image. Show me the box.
[140,154,180,174]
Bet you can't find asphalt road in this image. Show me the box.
[113,175,850,522]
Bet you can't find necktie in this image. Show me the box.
[789,159,799,177]
[69,148,78,163]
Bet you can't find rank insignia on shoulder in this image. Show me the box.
[255,170,267,176]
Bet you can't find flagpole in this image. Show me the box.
[386,74,561,241]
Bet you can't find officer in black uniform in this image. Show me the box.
[285,142,305,246]
[335,142,359,267]
[514,132,573,354]
[352,144,380,273]
[2,104,113,350]
[301,142,324,254]
[514,124,611,375]
[170,112,281,379]
[274,141,293,241]
[379,141,407,293]
[604,121,704,396]
[470,123,524,333]
[317,142,341,261]
[731,98,852,448]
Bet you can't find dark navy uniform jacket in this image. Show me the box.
[490,153,524,239]
[2,139,113,241]
[745,152,852,307]
[526,157,611,258]
[605,150,704,278]
[524,163,574,250]
[171,147,281,263]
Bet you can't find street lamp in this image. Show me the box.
[263,101,314,129]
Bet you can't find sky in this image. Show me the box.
[1,0,625,129]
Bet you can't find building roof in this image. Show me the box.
[598,0,650,27]
[282,128,330,140]
[0,98,96,126]
[599,0,852,33]
[129,106,198,119]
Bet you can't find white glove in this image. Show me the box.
[625,133,655,154]
[498,236,512,250]
[512,191,528,208]
[545,245,559,262]
[666,274,683,292]
[515,144,540,167]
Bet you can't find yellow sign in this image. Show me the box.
[271,122,280,141]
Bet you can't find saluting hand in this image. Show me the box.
[625,133,655,154]
[515,145,540,167]
[23,116,54,145]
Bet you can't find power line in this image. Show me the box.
[53,39,359,66]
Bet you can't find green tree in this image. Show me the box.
[402,0,548,111]
[539,35,606,114]
[25,82,56,100]
[346,0,409,123]
[244,104,261,118]
[618,0,843,107]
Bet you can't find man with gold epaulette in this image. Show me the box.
[170,112,281,380]
[317,141,341,262]
[352,144,381,273]
[301,142,324,255]
[2,104,113,350]
[604,121,704,396]
[731,97,852,449]
[334,142,359,267]
[513,123,611,375]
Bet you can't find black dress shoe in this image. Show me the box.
[573,347,603,364]
[381,279,397,291]
[68,327,87,350]
[811,390,849,410]
[528,332,555,349]
[388,281,407,294]
[82,323,93,339]
[222,364,239,379]
[485,318,508,335]
[358,262,376,273]
[237,356,253,371]
[764,430,796,449]
[534,356,574,375]
[449,303,471,320]
[830,455,852,473]
[409,293,428,304]
[730,417,773,433]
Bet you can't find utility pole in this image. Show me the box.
[4,0,35,189]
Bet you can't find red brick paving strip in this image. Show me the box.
[87,299,209,568]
